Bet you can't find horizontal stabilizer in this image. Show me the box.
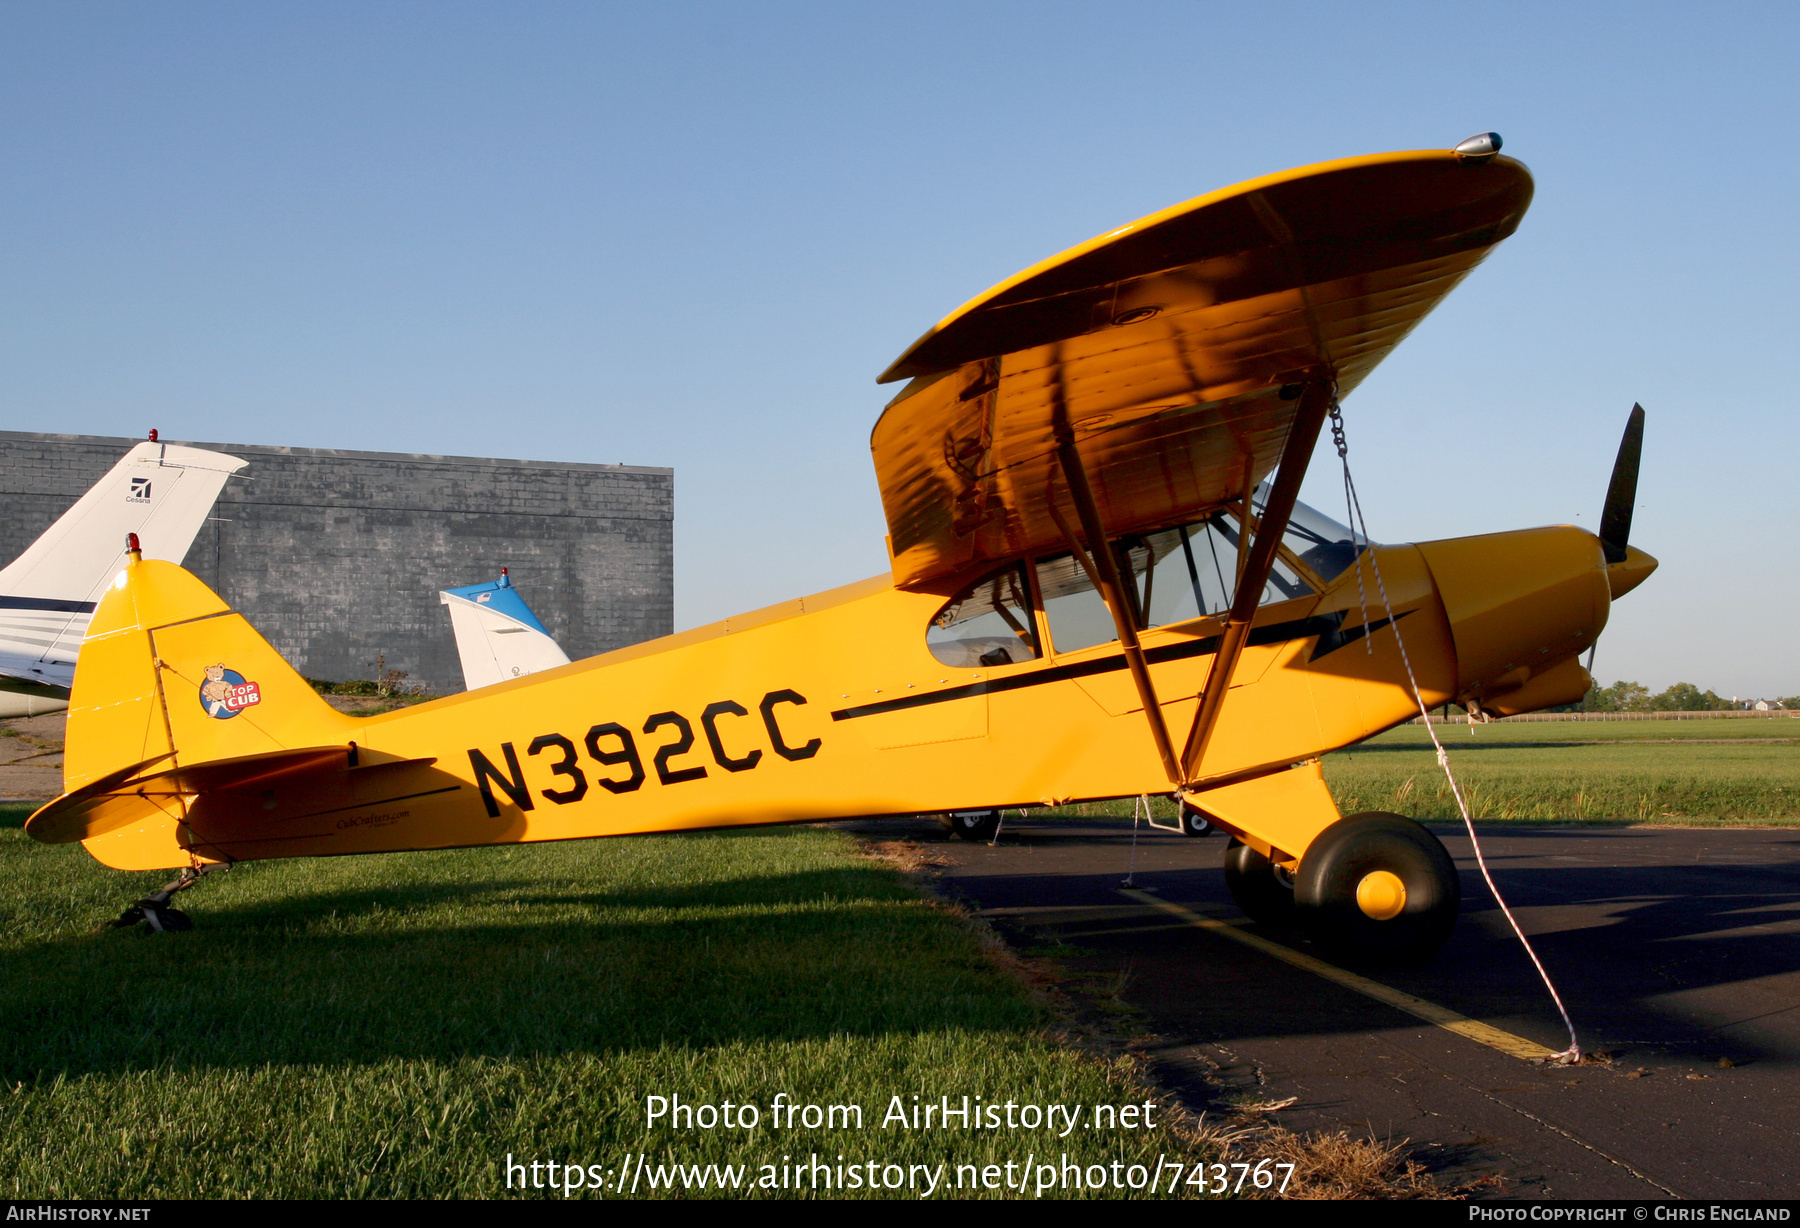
[27,745,448,857]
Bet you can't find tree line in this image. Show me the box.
[1576,681,1799,712]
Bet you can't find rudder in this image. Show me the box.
[64,555,355,792]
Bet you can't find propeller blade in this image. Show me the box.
[1598,404,1644,565]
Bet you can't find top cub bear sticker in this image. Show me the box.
[199,663,261,719]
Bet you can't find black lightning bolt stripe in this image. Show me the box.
[829,609,1413,722]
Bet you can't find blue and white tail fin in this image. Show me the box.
[438,569,571,691]
[0,436,247,713]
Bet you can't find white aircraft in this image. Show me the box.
[0,434,248,717]
[438,568,571,692]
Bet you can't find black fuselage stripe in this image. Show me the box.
[828,610,1409,722]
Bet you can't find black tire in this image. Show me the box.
[1222,838,1295,924]
[142,906,194,934]
[1295,812,1459,965]
[1179,804,1214,838]
[947,810,1001,842]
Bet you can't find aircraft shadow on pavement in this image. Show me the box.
[939,828,1800,1064]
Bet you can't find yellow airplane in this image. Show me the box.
[27,135,1656,958]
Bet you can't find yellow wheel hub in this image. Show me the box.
[1355,870,1407,921]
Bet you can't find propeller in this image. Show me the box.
[1598,404,1645,565]
[1588,404,1649,677]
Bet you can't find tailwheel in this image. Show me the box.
[105,861,228,935]
[1295,812,1460,964]
[1178,804,1214,838]
[1221,838,1295,924]
[945,810,1001,842]
[112,902,194,934]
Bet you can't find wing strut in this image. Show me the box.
[1049,354,1182,786]
[1178,382,1332,786]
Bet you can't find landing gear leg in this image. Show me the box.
[1178,803,1214,838]
[1221,838,1295,924]
[109,861,230,934]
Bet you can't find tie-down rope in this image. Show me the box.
[1329,398,1582,1065]
[1121,794,1152,887]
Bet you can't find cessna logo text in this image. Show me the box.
[199,663,262,719]
[466,690,820,818]
[127,476,152,503]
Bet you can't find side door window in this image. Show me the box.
[926,563,1040,667]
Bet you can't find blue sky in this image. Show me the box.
[3,2,1794,694]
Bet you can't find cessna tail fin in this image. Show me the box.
[439,570,571,691]
[0,439,247,711]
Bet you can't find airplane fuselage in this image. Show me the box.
[61,523,1616,873]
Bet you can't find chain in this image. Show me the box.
[1329,397,1374,653]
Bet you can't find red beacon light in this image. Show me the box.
[126,532,142,560]
[147,429,158,442]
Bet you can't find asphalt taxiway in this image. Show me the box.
[890,817,1800,1199]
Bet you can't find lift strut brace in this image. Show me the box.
[1054,435,1182,785]
[1179,382,1332,787]
[1045,348,1181,785]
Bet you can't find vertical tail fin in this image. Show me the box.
[439,571,571,691]
[63,555,354,793]
[0,440,247,691]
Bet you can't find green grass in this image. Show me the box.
[1022,721,1800,827]
[0,827,1198,1199]
[1371,718,1800,744]
[1325,720,1800,824]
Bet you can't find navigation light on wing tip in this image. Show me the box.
[1454,132,1503,163]
[126,532,142,561]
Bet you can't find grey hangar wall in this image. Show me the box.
[0,431,673,694]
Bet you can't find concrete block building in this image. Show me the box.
[0,431,673,694]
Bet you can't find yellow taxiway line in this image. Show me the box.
[1116,889,1557,1062]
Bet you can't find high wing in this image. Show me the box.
[873,148,1532,589]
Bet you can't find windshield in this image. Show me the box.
[1252,483,1371,583]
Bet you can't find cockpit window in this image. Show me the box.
[1035,551,1118,654]
[1252,483,1371,583]
[1038,509,1318,654]
[1118,514,1313,629]
[927,563,1040,668]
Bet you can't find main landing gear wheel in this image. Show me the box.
[1221,838,1295,924]
[1295,812,1460,965]
[945,810,1001,842]
[1178,804,1214,838]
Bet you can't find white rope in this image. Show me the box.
[988,807,1028,847]
[1330,398,1583,1065]
[1121,794,1152,887]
